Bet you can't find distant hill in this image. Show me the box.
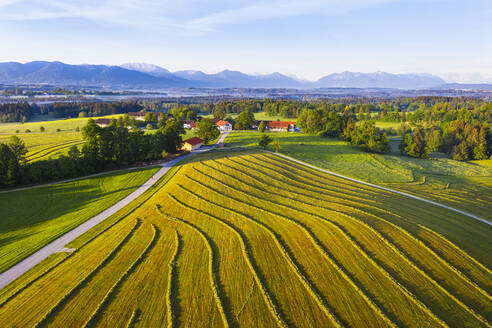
[436,83,492,91]
[0,61,187,87]
[315,71,445,89]
[173,69,303,88]
[0,61,448,89]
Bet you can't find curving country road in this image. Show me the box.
[0,132,229,290]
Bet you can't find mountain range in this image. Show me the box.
[0,61,452,89]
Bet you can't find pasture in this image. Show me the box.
[0,114,123,134]
[0,167,159,273]
[0,132,84,162]
[225,131,492,220]
[0,150,490,327]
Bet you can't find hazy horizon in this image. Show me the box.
[1,0,491,83]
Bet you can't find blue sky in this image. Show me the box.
[1,0,491,82]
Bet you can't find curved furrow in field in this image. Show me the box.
[185,171,448,327]
[0,218,135,309]
[178,180,394,327]
[194,162,492,326]
[34,219,142,328]
[27,141,85,162]
[210,158,380,209]
[166,230,181,328]
[126,308,140,328]
[204,159,492,309]
[26,139,82,159]
[82,223,159,328]
[256,153,391,197]
[221,155,492,300]
[259,152,391,191]
[225,156,380,203]
[192,165,492,327]
[203,159,404,222]
[160,195,295,328]
[156,206,231,328]
[416,224,492,290]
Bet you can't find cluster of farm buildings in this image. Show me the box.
[95,112,297,152]
[95,112,297,132]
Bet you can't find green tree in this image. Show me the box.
[258,133,272,149]
[425,127,442,152]
[197,118,220,144]
[258,121,266,133]
[400,127,429,159]
[39,126,45,132]
[67,145,81,160]
[272,138,281,152]
[452,142,470,161]
[213,109,226,120]
[234,110,255,130]
[8,135,28,164]
[473,143,488,160]
[0,143,20,187]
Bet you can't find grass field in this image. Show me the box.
[0,114,123,134]
[0,150,490,327]
[225,131,492,221]
[0,132,85,162]
[0,167,159,273]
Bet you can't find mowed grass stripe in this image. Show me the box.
[205,158,406,226]
[178,179,391,327]
[0,214,138,313]
[82,223,159,328]
[46,220,153,327]
[156,206,231,328]
[159,195,290,328]
[257,152,391,197]
[187,166,446,327]
[177,182,349,327]
[33,219,142,328]
[227,155,381,203]
[416,224,492,293]
[166,230,181,328]
[218,156,492,315]
[27,141,85,162]
[93,223,176,328]
[207,155,490,326]
[226,153,492,306]
[26,139,83,160]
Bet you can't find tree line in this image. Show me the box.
[296,108,390,154]
[0,102,33,122]
[0,118,185,188]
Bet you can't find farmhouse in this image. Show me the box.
[264,121,297,132]
[216,120,232,131]
[183,120,196,129]
[128,112,168,121]
[181,137,203,151]
[95,118,112,128]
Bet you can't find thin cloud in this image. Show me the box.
[0,0,398,33]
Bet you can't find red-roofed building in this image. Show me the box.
[266,121,296,132]
[183,120,196,129]
[128,112,167,121]
[95,118,112,128]
[181,137,204,151]
[216,120,232,131]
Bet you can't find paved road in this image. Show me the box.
[0,132,229,290]
[270,151,492,227]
